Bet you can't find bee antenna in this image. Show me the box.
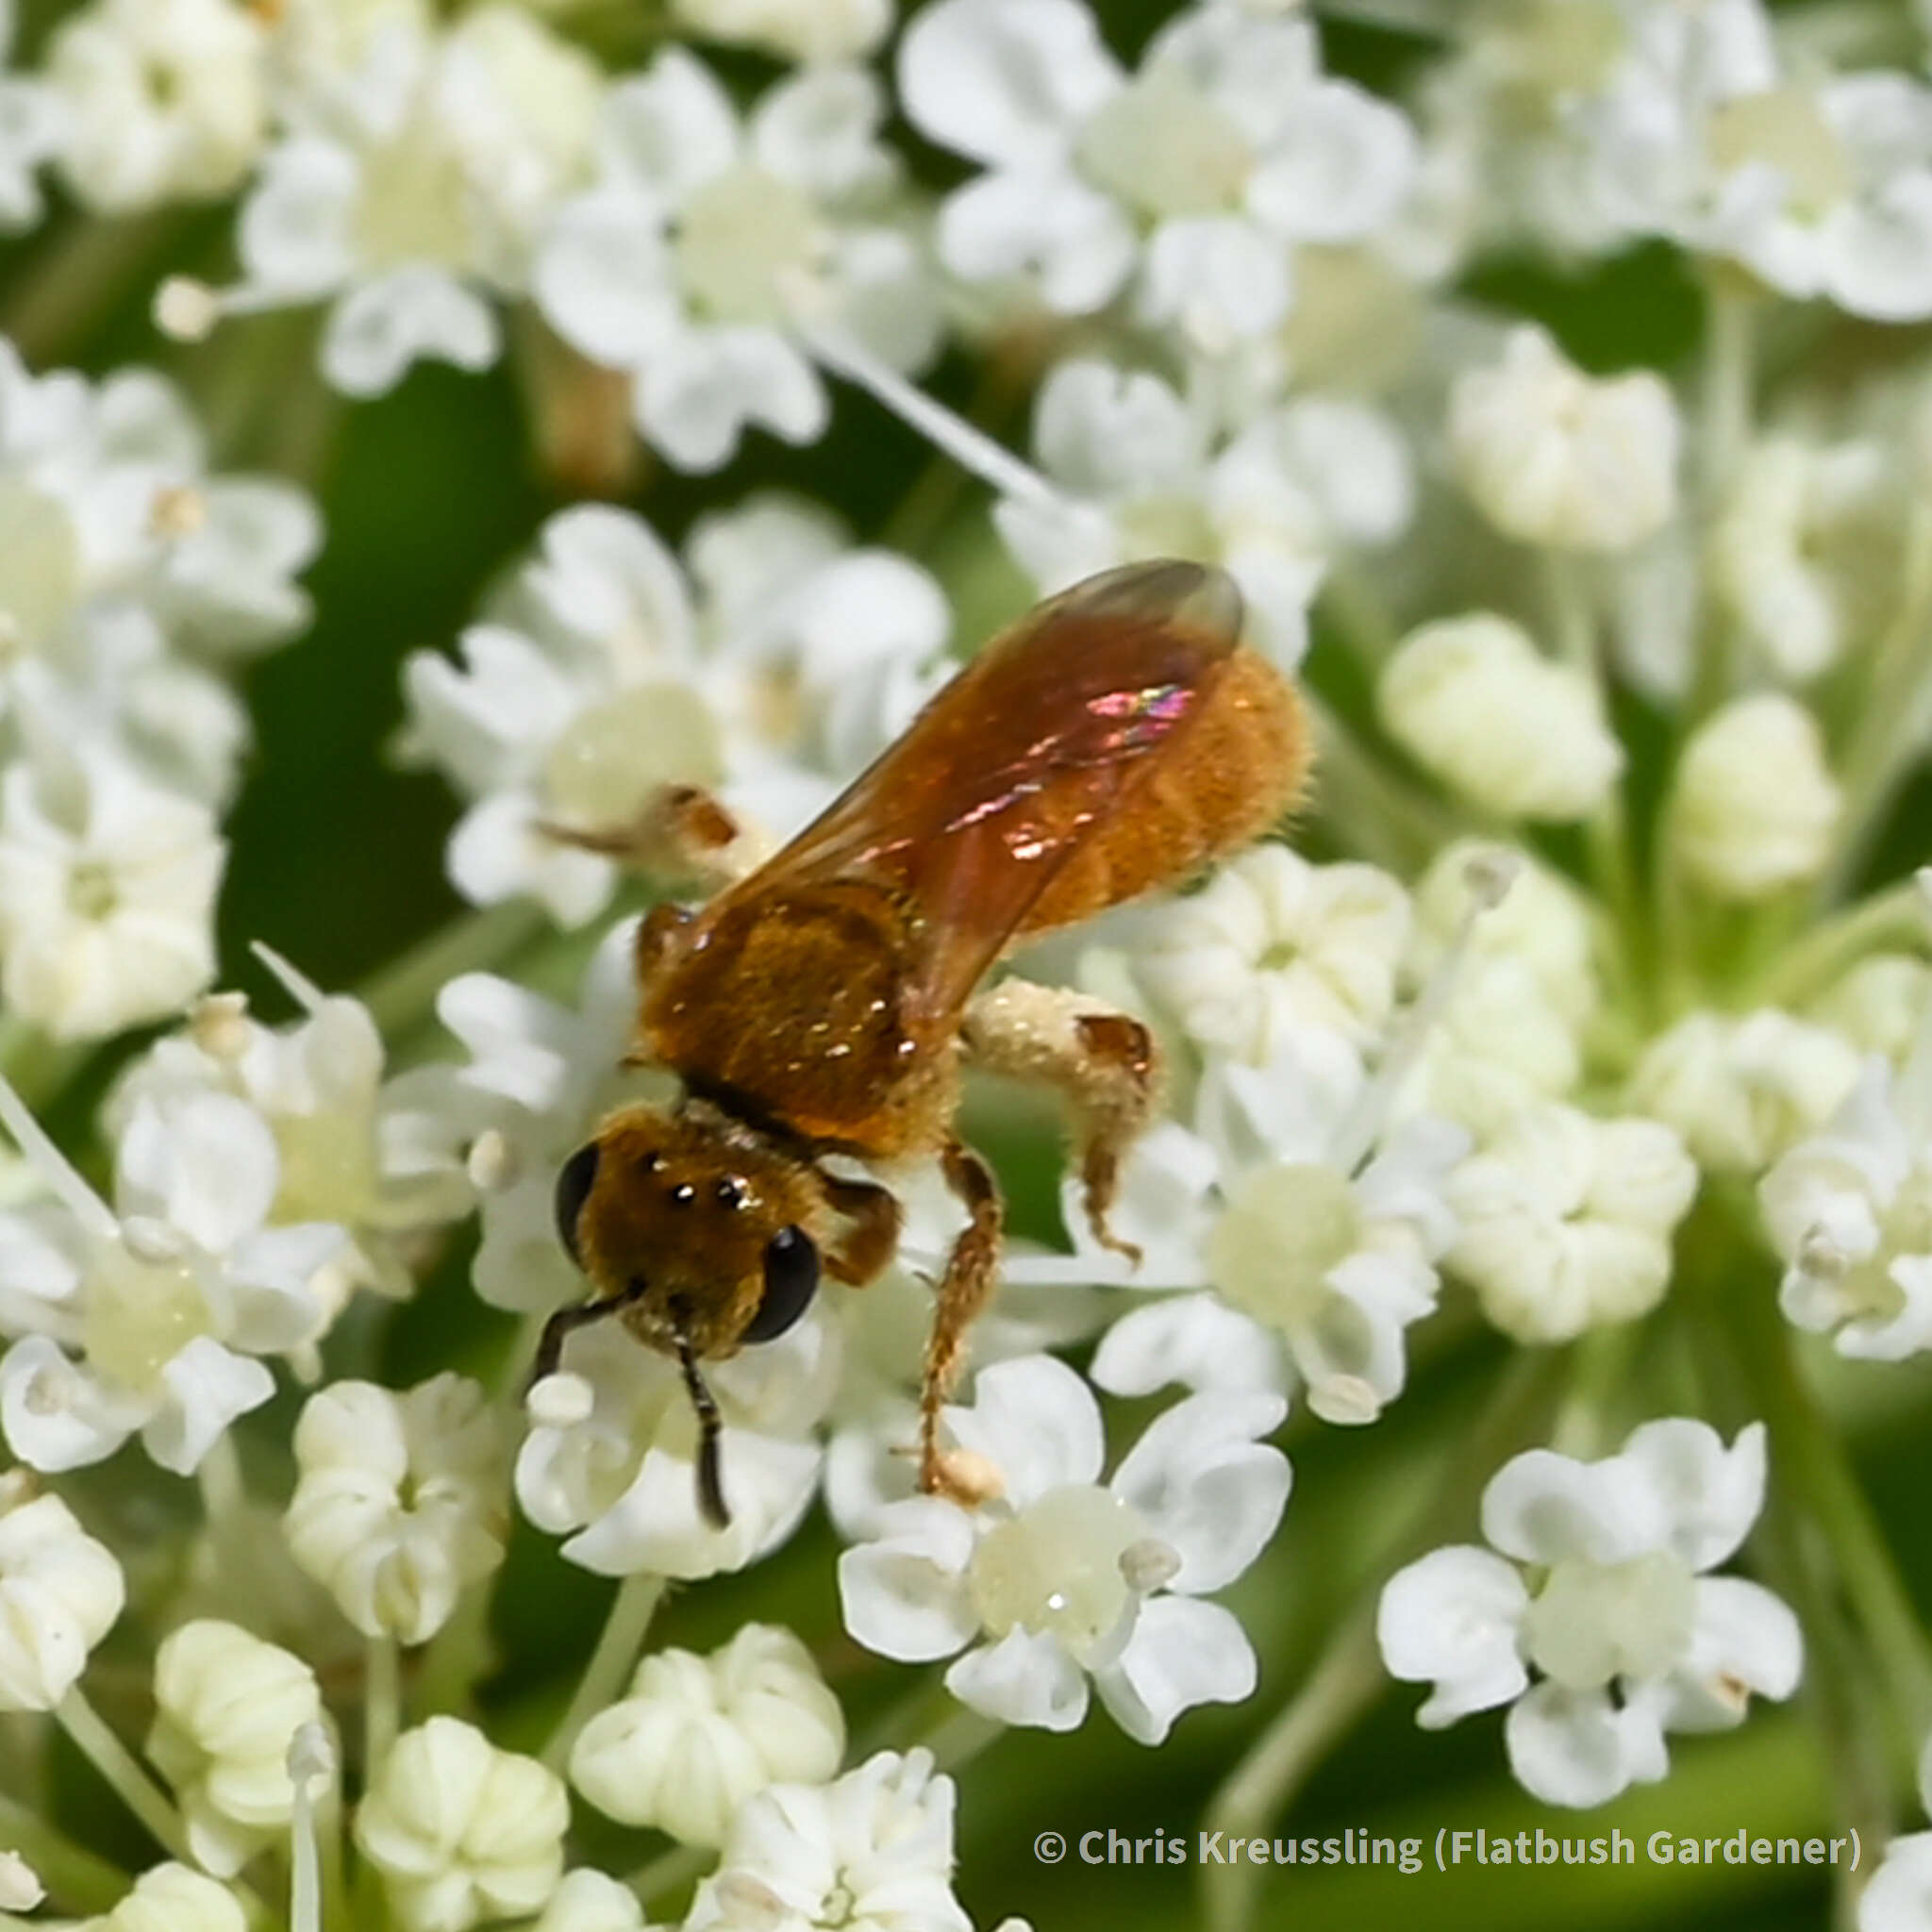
[675,1324,731,1530]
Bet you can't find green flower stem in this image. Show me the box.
[0,1022,93,1118]
[1697,274,1757,513]
[1543,550,1641,943]
[1680,1199,1918,1905]
[356,900,547,1045]
[365,1634,401,1777]
[0,208,192,364]
[631,1842,712,1914]
[1201,1605,1385,1932]
[539,1572,666,1772]
[1201,1349,1568,1932]
[1306,695,1460,874]
[1724,1251,1932,1755]
[1815,501,1932,908]
[54,1688,192,1866]
[0,1791,127,1915]
[1746,875,1929,1008]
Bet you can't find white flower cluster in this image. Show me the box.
[0,341,318,1041]
[400,496,949,924]
[1379,1421,1801,1807]
[0,964,472,1476]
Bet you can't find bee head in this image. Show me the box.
[542,1105,826,1527]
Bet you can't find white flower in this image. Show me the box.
[517,1305,839,1582]
[106,970,475,1317]
[534,49,938,471]
[1083,1110,1465,1428]
[685,1748,969,1932]
[1392,841,1599,1137]
[1859,1731,1932,1932]
[1449,325,1679,552]
[77,1864,247,1932]
[1379,1420,1800,1807]
[995,358,1410,668]
[1670,693,1840,901]
[0,342,319,807]
[1631,1008,1862,1176]
[284,1374,508,1643]
[0,7,60,232]
[1708,435,1893,682]
[0,1068,344,1475]
[899,0,1415,355]
[1759,1058,1932,1360]
[570,1623,845,1848]
[1555,6,1932,320]
[48,0,266,212]
[672,0,891,65]
[0,1480,124,1710]
[221,10,602,395]
[146,1620,323,1876]
[527,1871,654,1932]
[1378,614,1624,821]
[839,1356,1287,1743]
[1129,842,1411,1066]
[1810,955,1932,1066]
[0,743,222,1041]
[1445,1103,1698,1343]
[356,1717,568,1932]
[400,497,948,925]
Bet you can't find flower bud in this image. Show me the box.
[284,1374,508,1645]
[1378,614,1624,820]
[1671,693,1840,899]
[82,1864,247,1932]
[355,1717,568,1932]
[571,1624,845,1848]
[1450,325,1678,551]
[0,1489,124,1711]
[147,1620,323,1876]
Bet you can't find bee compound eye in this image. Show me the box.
[741,1224,820,1342]
[554,1142,601,1269]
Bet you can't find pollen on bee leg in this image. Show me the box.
[924,1444,1006,1509]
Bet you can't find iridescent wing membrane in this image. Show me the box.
[749,559,1244,1024]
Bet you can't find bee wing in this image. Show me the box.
[747,559,1245,1023]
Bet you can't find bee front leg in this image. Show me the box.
[961,979,1159,1264]
[919,1139,1004,1504]
[820,1174,902,1286]
[540,784,768,891]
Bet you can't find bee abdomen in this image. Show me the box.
[1017,648,1309,936]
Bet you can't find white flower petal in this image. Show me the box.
[1091,1594,1257,1744]
[837,1499,979,1663]
[897,0,1120,169]
[1090,1294,1279,1399]
[943,1355,1104,1507]
[1503,1680,1668,1808]
[942,1627,1088,1731]
[321,270,499,398]
[1377,1545,1529,1727]
[1107,1390,1289,1594]
[1612,1419,1766,1573]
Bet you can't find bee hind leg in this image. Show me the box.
[538,783,767,891]
[960,979,1159,1266]
[918,1138,1004,1504]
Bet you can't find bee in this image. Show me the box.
[541,559,1308,1526]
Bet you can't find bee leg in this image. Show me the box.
[820,1174,902,1286]
[918,1139,1004,1503]
[529,1277,650,1387]
[538,783,767,890]
[960,979,1159,1265]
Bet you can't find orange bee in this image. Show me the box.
[541,560,1308,1525]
